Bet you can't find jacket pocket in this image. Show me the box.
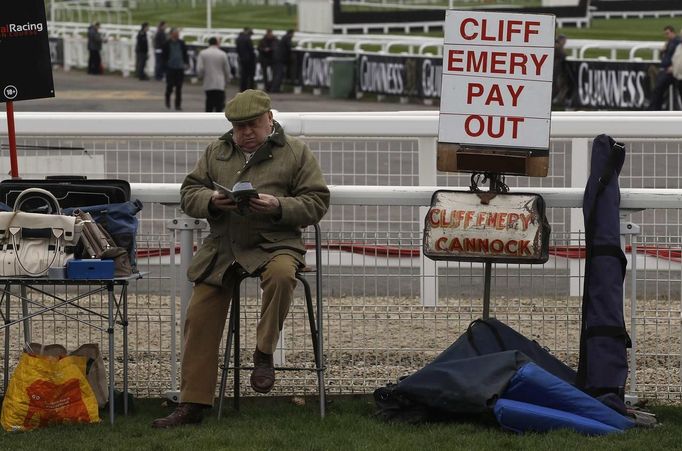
[187,242,219,283]
[258,231,305,254]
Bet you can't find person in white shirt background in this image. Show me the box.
[196,37,232,112]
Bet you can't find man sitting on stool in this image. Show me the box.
[152,90,330,428]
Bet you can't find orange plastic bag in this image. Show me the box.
[1,353,100,431]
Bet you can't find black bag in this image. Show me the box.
[374,318,576,423]
[458,318,576,384]
[0,176,130,209]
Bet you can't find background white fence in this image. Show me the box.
[48,20,667,77]
[1,111,682,402]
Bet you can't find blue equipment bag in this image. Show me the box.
[494,399,622,436]
[502,363,634,431]
[578,134,631,400]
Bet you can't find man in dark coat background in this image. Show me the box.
[257,29,278,92]
[153,21,168,81]
[135,22,150,81]
[649,25,682,110]
[87,22,103,75]
[236,27,256,92]
[271,29,294,93]
[161,28,189,110]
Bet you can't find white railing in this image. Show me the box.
[3,111,682,400]
[48,21,666,63]
[5,111,682,138]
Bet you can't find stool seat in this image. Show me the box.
[217,224,325,418]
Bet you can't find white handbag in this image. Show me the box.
[0,188,82,277]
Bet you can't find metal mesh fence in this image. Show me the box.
[0,135,681,401]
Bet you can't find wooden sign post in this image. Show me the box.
[427,9,555,317]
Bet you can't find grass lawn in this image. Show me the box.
[131,4,297,30]
[559,17,679,42]
[1,396,682,450]
[127,1,679,43]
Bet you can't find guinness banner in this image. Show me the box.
[566,59,656,110]
[419,57,442,99]
[357,54,409,96]
[294,50,355,89]
[356,53,443,99]
[0,0,54,102]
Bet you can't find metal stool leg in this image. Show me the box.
[233,278,241,412]
[297,276,320,369]
[314,223,326,418]
[297,273,325,417]
[217,297,237,419]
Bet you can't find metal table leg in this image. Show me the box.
[3,284,10,393]
[122,283,129,415]
[20,285,30,345]
[107,283,115,425]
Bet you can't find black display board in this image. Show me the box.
[0,0,54,103]
[334,0,589,26]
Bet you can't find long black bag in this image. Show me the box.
[0,176,130,209]
[374,318,576,422]
[577,134,631,399]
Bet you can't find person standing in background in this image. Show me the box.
[258,29,278,92]
[649,25,681,110]
[552,34,572,108]
[87,22,103,75]
[162,28,189,110]
[271,29,294,93]
[672,28,682,106]
[236,27,256,92]
[135,22,150,81]
[153,21,168,81]
[196,37,231,112]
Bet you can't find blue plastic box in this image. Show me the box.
[67,259,115,279]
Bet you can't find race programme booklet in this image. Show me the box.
[213,181,259,205]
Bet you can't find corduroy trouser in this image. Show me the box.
[180,254,298,405]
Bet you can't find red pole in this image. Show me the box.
[6,101,19,179]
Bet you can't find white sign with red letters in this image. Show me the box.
[439,10,555,150]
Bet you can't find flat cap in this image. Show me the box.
[225,89,271,123]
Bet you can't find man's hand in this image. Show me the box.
[210,191,237,211]
[249,193,280,213]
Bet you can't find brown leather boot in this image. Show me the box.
[250,348,275,394]
[151,402,205,429]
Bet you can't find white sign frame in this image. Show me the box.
[438,10,556,150]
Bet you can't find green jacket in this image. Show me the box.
[180,121,330,286]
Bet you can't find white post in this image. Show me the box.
[298,0,334,33]
[570,138,589,297]
[207,0,212,30]
[63,36,72,72]
[418,137,438,306]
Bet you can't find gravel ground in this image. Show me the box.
[1,293,680,403]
